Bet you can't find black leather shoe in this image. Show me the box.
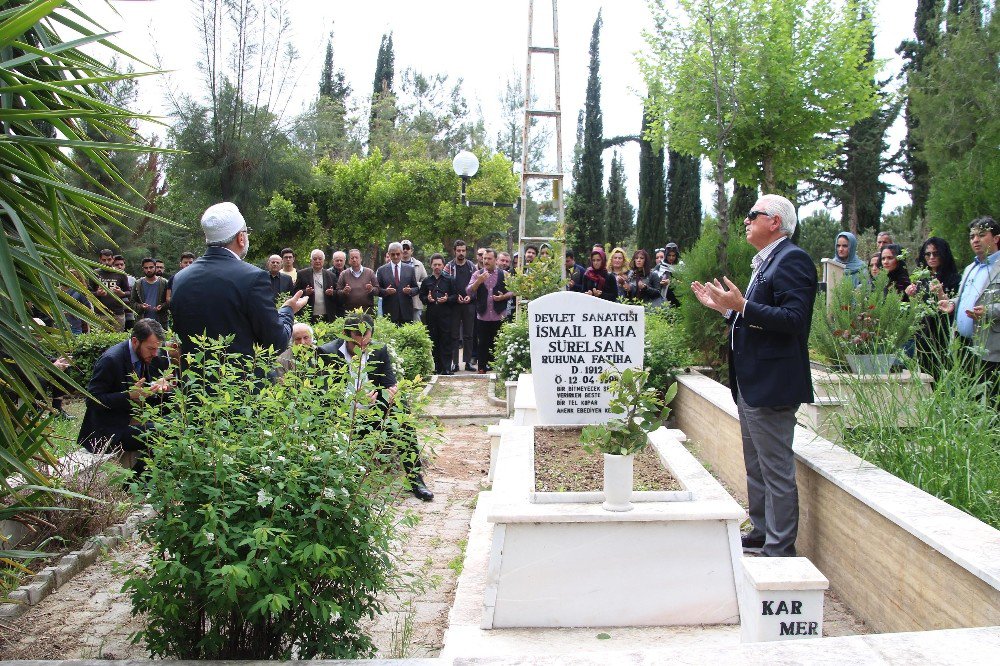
[464,362,475,371]
[741,534,765,553]
[412,482,434,501]
[451,363,459,373]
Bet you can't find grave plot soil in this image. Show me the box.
[534,427,681,492]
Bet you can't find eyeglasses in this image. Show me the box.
[747,210,771,221]
[923,251,939,258]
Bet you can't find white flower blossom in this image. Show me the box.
[276,455,286,463]
[257,489,273,506]
[262,429,273,437]
[322,488,336,499]
[261,465,272,473]
[204,531,216,544]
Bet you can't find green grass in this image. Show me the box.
[832,345,1000,528]
[447,538,468,576]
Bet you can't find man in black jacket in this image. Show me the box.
[420,253,457,375]
[171,202,307,359]
[317,313,433,501]
[447,240,477,371]
[266,254,294,299]
[294,249,338,324]
[77,319,173,470]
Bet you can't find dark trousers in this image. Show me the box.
[476,318,503,372]
[425,306,453,373]
[452,302,476,366]
[737,393,800,557]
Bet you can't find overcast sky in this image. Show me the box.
[89,0,916,218]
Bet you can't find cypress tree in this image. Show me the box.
[898,0,943,222]
[605,152,635,247]
[319,34,350,103]
[665,149,701,251]
[636,98,666,253]
[368,32,396,153]
[568,11,605,254]
[729,183,758,226]
[810,15,898,235]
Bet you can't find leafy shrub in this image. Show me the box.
[672,221,755,366]
[125,336,426,659]
[507,243,569,301]
[61,330,129,387]
[644,307,694,391]
[581,367,674,456]
[810,272,932,365]
[492,318,530,382]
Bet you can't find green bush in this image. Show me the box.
[492,318,530,383]
[672,221,755,366]
[125,336,426,659]
[644,307,693,392]
[810,272,932,366]
[62,331,129,388]
[507,244,569,301]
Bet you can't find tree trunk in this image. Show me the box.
[714,150,728,273]
[762,154,777,193]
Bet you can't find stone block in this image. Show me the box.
[54,553,81,586]
[23,578,53,605]
[6,588,29,605]
[0,602,27,619]
[740,557,828,643]
[71,546,99,567]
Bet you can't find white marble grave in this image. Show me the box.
[527,291,644,424]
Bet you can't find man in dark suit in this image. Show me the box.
[266,254,294,299]
[419,253,457,375]
[170,202,307,358]
[691,194,816,558]
[77,319,173,470]
[294,249,339,324]
[376,242,419,324]
[317,313,433,501]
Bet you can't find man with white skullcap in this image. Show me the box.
[170,202,308,359]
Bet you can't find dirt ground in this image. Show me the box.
[534,427,681,492]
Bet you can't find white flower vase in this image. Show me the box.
[602,452,635,512]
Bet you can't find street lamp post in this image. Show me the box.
[452,150,520,213]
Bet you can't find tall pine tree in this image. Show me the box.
[605,151,635,247]
[567,11,605,254]
[636,98,666,253]
[810,13,899,235]
[368,32,396,154]
[898,0,943,222]
[313,32,352,161]
[665,150,701,251]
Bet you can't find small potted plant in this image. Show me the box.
[581,367,675,511]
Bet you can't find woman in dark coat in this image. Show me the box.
[878,244,911,301]
[906,237,961,376]
[580,247,618,301]
[625,249,659,303]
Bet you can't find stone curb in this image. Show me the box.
[0,504,156,621]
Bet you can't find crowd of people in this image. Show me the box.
[829,217,1000,390]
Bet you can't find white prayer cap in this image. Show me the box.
[201,202,246,244]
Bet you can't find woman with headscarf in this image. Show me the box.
[608,247,629,298]
[625,249,659,303]
[878,243,911,301]
[651,242,683,308]
[833,232,866,286]
[581,247,618,301]
[905,237,961,375]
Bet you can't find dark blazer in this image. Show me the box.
[419,272,458,308]
[294,267,339,321]
[268,271,294,299]
[727,238,817,408]
[317,340,397,406]
[77,339,170,450]
[376,262,419,324]
[170,246,294,357]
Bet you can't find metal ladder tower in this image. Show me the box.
[517,0,565,318]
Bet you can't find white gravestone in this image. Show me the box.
[528,291,644,424]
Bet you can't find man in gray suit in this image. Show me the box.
[691,194,817,558]
[376,242,419,325]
